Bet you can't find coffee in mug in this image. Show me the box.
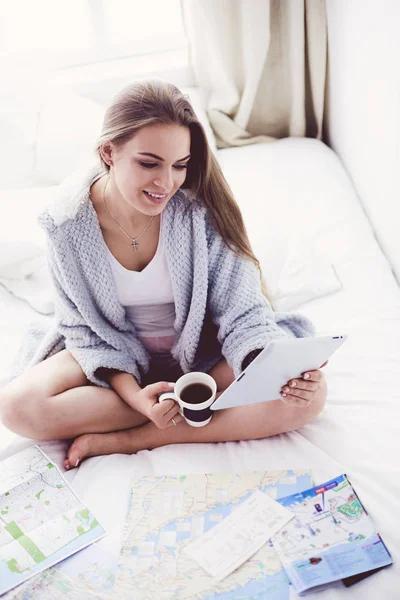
[180,383,213,404]
[158,372,217,427]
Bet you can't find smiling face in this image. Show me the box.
[105,123,191,217]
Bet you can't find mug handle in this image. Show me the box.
[158,392,183,416]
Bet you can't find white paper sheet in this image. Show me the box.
[184,490,293,580]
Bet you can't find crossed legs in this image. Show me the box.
[0,350,326,469]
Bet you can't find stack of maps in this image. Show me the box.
[0,446,392,599]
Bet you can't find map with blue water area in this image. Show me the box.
[3,469,312,599]
[113,470,312,600]
[271,474,393,595]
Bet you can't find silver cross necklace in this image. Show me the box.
[102,176,154,252]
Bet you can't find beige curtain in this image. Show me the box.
[182,0,327,148]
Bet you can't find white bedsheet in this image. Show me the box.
[1,140,400,597]
[1,258,400,599]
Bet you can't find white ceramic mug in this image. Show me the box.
[158,372,217,427]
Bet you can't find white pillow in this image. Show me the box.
[0,185,57,314]
[0,122,37,189]
[0,240,54,315]
[0,70,50,188]
[0,186,56,246]
[217,140,343,311]
[0,261,54,315]
[264,235,342,312]
[0,241,44,279]
[35,91,105,184]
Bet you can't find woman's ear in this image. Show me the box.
[100,142,114,167]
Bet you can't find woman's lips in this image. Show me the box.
[143,190,168,204]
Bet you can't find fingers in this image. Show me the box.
[280,387,313,406]
[145,379,181,428]
[163,401,182,420]
[301,369,323,382]
[156,398,177,414]
[281,364,326,391]
[145,381,175,395]
[150,401,181,428]
[280,370,325,406]
[281,396,311,407]
[168,411,184,426]
[281,378,318,395]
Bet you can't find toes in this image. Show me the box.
[65,433,92,470]
[64,459,71,471]
[67,447,81,469]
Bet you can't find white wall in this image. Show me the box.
[324,0,400,284]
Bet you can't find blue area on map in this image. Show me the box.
[128,471,312,599]
[277,474,346,507]
[145,471,313,550]
[163,522,178,532]
[210,568,290,599]
[204,504,232,533]
[0,524,106,596]
[150,471,314,551]
[177,529,189,542]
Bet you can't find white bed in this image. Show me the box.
[1,139,399,598]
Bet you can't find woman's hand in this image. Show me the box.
[131,382,184,429]
[279,360,328,407]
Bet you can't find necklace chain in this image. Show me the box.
[102,176,154,251]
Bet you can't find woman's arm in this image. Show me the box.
[205,213,315,377]
[46,239,149,388]
[98,369,141,399]
[241,348,264,371]
[206,220,286,376]
[98,368,180,428]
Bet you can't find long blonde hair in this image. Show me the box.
[95,79,273,304]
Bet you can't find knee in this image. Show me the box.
[0,389,24,433]
[0,388,44,436]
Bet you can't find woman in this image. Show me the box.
[0,80,327,470]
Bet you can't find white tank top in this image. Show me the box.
[105,212,176,352]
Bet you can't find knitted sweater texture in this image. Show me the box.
[12,164,316,388]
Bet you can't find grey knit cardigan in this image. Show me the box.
[12,164,316,388]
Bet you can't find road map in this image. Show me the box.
[0,445,106,597]
[271,474,393,594]
[1,465,311,599]
[112,470,312,600]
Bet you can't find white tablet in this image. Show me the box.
[211,334,348,411]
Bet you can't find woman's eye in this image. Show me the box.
[139,162,188,170]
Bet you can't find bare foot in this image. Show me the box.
[63,429,134,471]
[64,433,93,471]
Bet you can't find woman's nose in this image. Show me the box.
[153,170,173,191]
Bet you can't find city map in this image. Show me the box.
[271,474,393,594]
[3,469,311,599]
[0,445,106,597]
[113,470,312,600]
